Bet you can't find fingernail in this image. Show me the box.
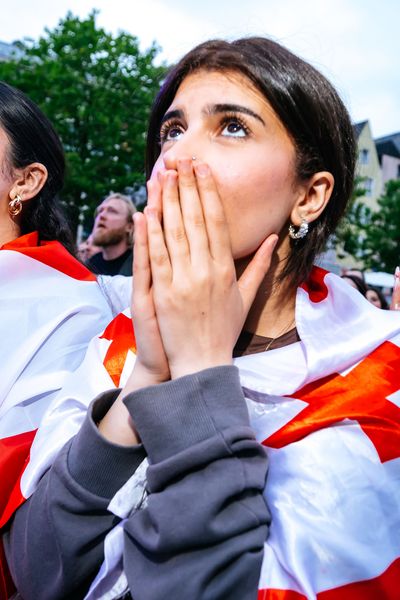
[395,266,400,288]
[178,159,192,175]
[195,163,210,177]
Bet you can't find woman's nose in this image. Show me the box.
[162,149,191,171]
[161,136,199,171]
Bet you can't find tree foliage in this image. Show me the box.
[334,176,369,260]
[335,178,400,272]
[0,11,167,224]
[361,179,400,272]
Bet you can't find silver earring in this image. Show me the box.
[191,156,196,161]
[289,218,309,240]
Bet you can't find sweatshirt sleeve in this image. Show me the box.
[122,365,270,600]
[4,390,145,600]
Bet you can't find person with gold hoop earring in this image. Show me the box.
[0,81,132,599]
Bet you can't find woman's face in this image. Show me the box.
[152,70,303,259]
[366,289,382,308]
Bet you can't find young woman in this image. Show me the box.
[0,82,130,597]
[5,39,400,600]
[341,273,368,296]
[366,285,389,309]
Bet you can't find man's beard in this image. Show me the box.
[92,228,126,247]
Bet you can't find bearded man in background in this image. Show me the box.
[87,193,136,276]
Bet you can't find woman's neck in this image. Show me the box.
[235,243,297,338]
[0,220,20,247]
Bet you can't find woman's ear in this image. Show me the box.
[290,171,334,226]
[10,162,48,204]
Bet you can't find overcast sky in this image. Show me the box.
[1,0,399,138]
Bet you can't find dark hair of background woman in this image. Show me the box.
[367,285,389,309]
[0,82,76,256]
[341,274,368,296]
[145,37,357,290]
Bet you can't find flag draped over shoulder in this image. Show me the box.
[240,270,400,599]
[5,266,400,599]
[0,232,127,598]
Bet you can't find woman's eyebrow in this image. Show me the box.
[160,109,184,125]
[205,103,265,125]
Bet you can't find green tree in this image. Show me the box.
[0,11,167,225]
[361,179,400,272]
[334,176,369,260]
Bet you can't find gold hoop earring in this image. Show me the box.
[9,194,23,217]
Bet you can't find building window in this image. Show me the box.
[359,149,370,165]
[363,177,374,196]
[397,164,400,179]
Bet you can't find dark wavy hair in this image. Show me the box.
[367,285,389,310]
[341,274,368,296]
[145,38,356,289]
[0,81,76,255]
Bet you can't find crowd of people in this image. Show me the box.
[341,268,396,309]
[0,34,399,600]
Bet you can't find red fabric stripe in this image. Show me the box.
[258,589,306,600]
[258,556,400,599]
[100,313,136,387]
[0,430,36,528]
[1,231,96,281]
[300,266,329,303]
[264,341,400,463]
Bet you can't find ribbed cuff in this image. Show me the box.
[123,366,248,464]
[68,390,146,498]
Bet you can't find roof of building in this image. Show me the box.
[375,139,400,160]
[375,132,400,158]
[353,120,368,140]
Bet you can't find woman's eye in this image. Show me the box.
[221,119,248,138]
[160,123,184,143]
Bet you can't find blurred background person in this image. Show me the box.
[87,193,136,276]
[340,273,368,296]
[77,234,101,262]
[366,286,389,309]
[343,268,365,282]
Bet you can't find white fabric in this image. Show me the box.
[0,250,124,439]
[97,275,132,317]
[20,271,400,598]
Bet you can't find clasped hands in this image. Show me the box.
[99,159,277,445]
[130,159,278,388]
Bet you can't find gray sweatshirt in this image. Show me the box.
[5,366,270,600]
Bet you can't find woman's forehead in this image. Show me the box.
[170,70,263,108]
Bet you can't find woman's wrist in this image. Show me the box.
[169,354,233,380]
[97,393,140,446]
[97,362,170,446]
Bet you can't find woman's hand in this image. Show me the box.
[390,266,400,311]
[127,178,171,389]
[147,159,278,380]
[98,182,170,446]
